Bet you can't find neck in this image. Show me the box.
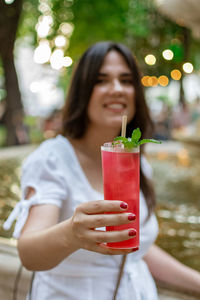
[69,124,120,159]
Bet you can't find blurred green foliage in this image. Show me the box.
[14,0,200,78]
[0,126,6,146]
[0,158,21,239]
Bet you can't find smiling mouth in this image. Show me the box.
[104,103,126,110]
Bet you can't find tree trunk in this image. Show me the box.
[0,0,24,146]
[179,76,185,106]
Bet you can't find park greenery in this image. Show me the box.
[0,0,200,145]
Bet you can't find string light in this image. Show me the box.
[141,76,158,87]
[142,75,169,87]
[158,76,169,86]
[171,69,182,80]
[149,76,158,87]
[141,76,150,87]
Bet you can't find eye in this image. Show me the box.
[95,78,107,84]
[121,79,133,84]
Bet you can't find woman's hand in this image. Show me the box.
[18,200,136,271]
[70,200,136,255]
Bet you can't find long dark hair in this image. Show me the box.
[62,41,156,218]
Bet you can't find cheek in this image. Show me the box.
[87,97,102,122]
[128,87,135,99]
[92,86,107,99]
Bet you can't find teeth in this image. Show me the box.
[106,103,124,109]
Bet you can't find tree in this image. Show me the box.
[1,0,200,146]
[68,0,200,107]
[0,0,24,146]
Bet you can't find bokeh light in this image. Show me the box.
[36,15,53,38]
[162,49,174,60]
[55,35,67,47]
[50,49,64,70]
[148,76,158,87]
[141,76,158,87]
[144,54,156,65]
[38,2,51,14]
[158,75,169,86]
[34,41,51,64]
[171,69,182,80]
[4,0,15,4]
[141,76,150,87]
[63,56,73,67]
[59,22,74,37]
[182,62,193,73]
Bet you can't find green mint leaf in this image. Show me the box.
[113,129,162,148]
[114,136,128,143]
[137,139,162,146]
[124,141,134,148]
[131,128,141,143]
[114,136,136,148]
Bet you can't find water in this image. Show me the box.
[148,149,200,271]
[0,144,199,272]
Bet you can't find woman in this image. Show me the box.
[4,41,200,299]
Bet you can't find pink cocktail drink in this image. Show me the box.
[101,144,140,249]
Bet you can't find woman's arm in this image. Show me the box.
[18,204,78,271]
[144,244,200,294]
[18,196,136,271]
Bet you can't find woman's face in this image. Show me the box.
[87,50,136,131]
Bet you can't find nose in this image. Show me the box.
[110,79,123,94]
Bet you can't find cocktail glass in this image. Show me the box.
[101,142,140,249]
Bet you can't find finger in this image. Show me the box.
[87,243,134,255]
[78,200,128,214]
[83,213,136,228]
[100,244,134,255]
[87,228,137,244]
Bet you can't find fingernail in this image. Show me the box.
[120,202,128,209]
[128,229,136,236]
[132,247,139,252]
[128,214,136,221]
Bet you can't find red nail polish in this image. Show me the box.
[129,229,136,236]
[132,247,139,252]
[120,202,128,209]
[128,214,136,221]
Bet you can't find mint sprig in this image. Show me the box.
[114,128,161,148]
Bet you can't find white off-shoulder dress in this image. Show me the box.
[4,135,159,300]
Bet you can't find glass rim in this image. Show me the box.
[101,143,139,153]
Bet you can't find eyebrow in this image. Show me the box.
[97,72,132,77]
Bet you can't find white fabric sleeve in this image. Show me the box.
[3,148,68,238]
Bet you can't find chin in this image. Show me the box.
[107,117,123,130]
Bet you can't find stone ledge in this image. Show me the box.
[0,238,32,300]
